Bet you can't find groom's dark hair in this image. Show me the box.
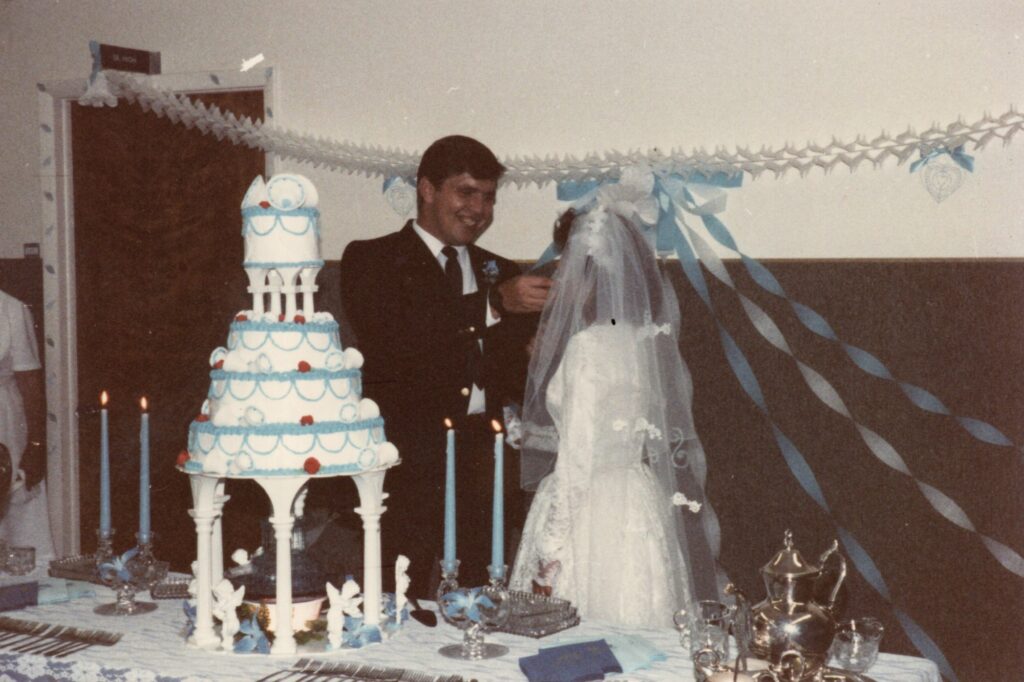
[417,135,506,190]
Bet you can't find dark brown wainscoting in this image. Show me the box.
[71,91,266,571]
[323,257,1023,681]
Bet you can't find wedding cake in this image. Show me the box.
[180,174,399,478]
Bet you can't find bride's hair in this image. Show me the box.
[556,208,672,327]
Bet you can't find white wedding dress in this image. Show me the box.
[510,322,691,628]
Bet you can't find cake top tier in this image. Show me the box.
[242,174,319,211]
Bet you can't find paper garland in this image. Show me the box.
[100,70,1021,186]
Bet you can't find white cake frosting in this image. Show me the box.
[182,174,399,478]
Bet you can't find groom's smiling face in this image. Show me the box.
[418,173,497,246]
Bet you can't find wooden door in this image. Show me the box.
[72,91,265,570]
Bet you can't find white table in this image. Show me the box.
[0,581,940,682]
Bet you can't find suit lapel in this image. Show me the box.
[396,221,448,292]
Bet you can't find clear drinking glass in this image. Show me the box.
[675,599,733,663]
[830,617,884,673]
[6,547,35,575]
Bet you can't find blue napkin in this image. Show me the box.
[0,582,38,611]
[519,639,622,682]
[543,633,666,674]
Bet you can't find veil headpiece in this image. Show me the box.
[520,175,723,599]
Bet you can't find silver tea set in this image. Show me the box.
[688,530,878,682]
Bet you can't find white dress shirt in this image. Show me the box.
[412,222,498,415]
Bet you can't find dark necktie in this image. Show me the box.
[441,245,483,391]
[442,246,462,297]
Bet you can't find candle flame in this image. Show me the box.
[491,419,502,433]
[140,397,148,411]
[444,418,453,429]
[100,390,108,406]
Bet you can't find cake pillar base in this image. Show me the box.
[255,476,309,656]
[188,475,222,650]
[353,469,388,628]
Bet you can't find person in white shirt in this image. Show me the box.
[0,289,56,564]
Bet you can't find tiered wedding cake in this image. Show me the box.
[180,174,399,655]
[181,173,398,477]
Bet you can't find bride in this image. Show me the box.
[510,200,721,628]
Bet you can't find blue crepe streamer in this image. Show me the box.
[669,227,961,682]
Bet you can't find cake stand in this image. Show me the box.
[184,464,392,655]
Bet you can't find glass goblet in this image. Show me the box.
[437,564,512,660]
[94,547,168,616]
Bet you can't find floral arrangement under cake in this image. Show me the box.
[179,173,398,477]
[183,557,411,653]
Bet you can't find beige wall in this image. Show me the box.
[1,0,1021,260]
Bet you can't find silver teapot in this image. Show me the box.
[748,530,847,678]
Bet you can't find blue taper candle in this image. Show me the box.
[490,419,504,577]
[138,397,151,544]
[99,391,111,536]
[443,419,456,570]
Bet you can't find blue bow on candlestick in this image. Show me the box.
[440,587,495,623]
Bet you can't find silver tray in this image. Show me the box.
[48,554,101,584]
[150,576,191,600]
[496,589,580,638]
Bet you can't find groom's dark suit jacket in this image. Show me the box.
[339,221,533,590]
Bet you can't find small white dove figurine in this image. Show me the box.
[212,579,246,651]
[395,555,411,622]
[339,578,363,617]
[325,582,344,650]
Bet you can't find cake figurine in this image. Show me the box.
[180,174,399,654]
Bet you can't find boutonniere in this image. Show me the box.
[482,260,500,285]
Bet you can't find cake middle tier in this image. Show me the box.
[206,369,375,426]
[216,316,362,375]
[185,417,397,477]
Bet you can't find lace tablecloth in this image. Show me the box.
[0,584,940,682]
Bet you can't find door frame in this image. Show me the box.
[36,67,277,556]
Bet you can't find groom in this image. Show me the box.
[340,135,550,594]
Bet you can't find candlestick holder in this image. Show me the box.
[93,533,168,616]
[94,528,116,569]
[436,560,511,660]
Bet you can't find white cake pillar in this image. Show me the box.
[299,268,319,319]
[246,269,268,316]
[353,469,388,627]
[188,475,222,650]
[268,270,283,318]
[211,479,229,584]
[256,476,308,655]
[282,269,300,320]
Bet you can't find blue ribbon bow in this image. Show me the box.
[909,145,974,173]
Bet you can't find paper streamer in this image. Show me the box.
[665,222,961,682]
[676,204,1024,578]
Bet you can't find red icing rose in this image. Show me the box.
[195,414,210,423]
[213,359,224,369]
[278,314,285,322]
[300,415,314,426]
[235,314,248,322]
[303,457,321,474]
[259,200,271,209]
[297,361,311,373]
[176,451,190,467]
[294,315,306,323]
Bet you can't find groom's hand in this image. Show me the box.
[495,275,552,314]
